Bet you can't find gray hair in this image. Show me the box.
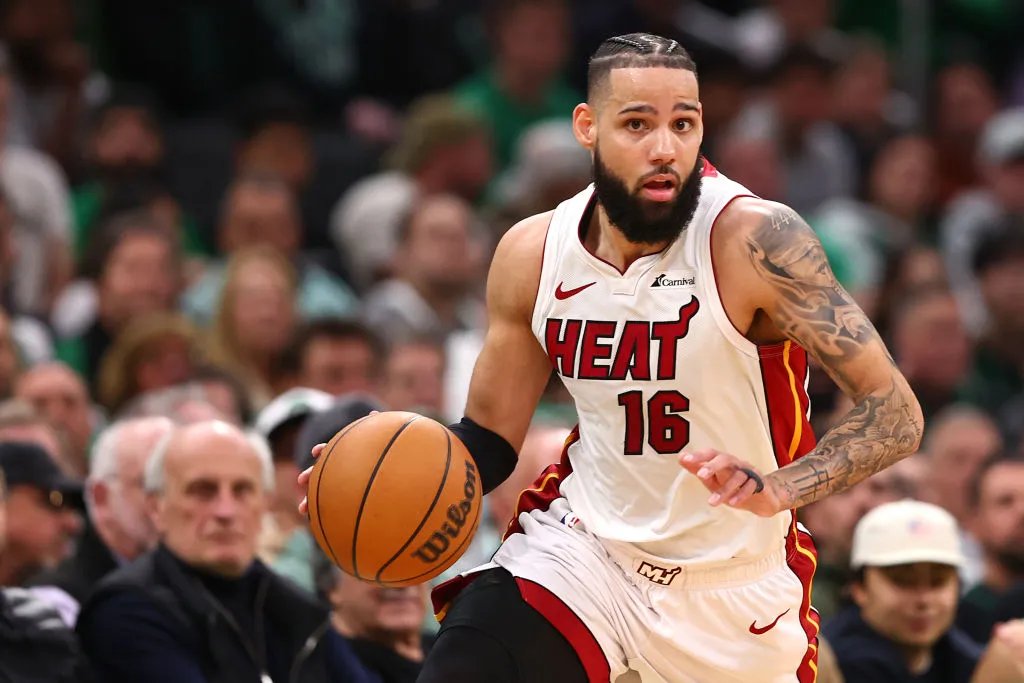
[88,416,177,484]
[143,421,275,494]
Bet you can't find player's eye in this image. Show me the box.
[626,119,646,131]
[674,119,693,132]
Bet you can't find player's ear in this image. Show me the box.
[573,103,597,151]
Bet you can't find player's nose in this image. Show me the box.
[647,126,677,166]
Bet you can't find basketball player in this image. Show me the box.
[300,33,924,682]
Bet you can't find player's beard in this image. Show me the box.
[592,149,704,247]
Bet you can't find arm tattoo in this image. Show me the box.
[747,205,924,509]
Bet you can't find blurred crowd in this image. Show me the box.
[0,0,1022,681]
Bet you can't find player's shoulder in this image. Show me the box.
[490,209,554,274]
[714,196,819,257]
[486,210,555,316]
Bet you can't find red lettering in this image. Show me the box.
[545,319,582,377]
[651,298,700,380]
[609,321,651,380]
[578,321,617,380]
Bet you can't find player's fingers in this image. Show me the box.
[297,465,314,487]
[725,477,760,508]
[708,469,750,506]
[311,442,327,459]
[697,453,738,485]
[678,449,718,474]
[298,497,309,515]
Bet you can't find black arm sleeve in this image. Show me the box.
[447,417,518,494]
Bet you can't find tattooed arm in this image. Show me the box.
[744,201,924,509]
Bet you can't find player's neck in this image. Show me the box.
[900,645,932,675]
[587,204,670,272]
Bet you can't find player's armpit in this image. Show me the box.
[461,213,555,454]
[743,202,924,510]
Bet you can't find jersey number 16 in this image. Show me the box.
[617,389,690,455]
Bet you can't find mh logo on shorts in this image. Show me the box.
[636,561,682,586]
[651,272,696,289]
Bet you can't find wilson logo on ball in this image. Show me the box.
[412,460,478,563]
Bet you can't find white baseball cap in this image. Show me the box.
[254,388,336,440]
[851,499,965,569]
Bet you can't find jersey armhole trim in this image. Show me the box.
[706,193,761,358]
[529,206,562,336]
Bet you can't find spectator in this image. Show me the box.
[941,109,1024,339]
[801,457,922,622]
[0,465,92,682]
[729,44,857,215]
[379,338,447,418]
[27,416,174,620]
[182,171,359,326]
[454,0,579,172]
[0,398,74,475]
[233,85,314,197]
[75,420,377,683]
[115,384,235,426]
[53,211,182,392]
[0,310,21,399]
[96,312,202,416]
[70,85,197,256]
[824,500,983,682]
[918,405,1003,588]
[189,364,255,427]
[0,60,74,318]
[0,0,104,164]
[14,361,97,477]
[206,246,299,408]
[362,194,485,345]
[280,319,384,398]
[252,386,334,592]
[889,286,972,422]
[957,453,1024,644]
[315,547,433,683]
[956,224,1024,438]
[932,63,1001,210]
[0,441,82,586]
[329,94,493,290]
[487,118,592,235]
[733,0,848,72]
[813,135,939,299]
[714,131,786,203]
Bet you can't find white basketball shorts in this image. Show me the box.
[432,460,821,683]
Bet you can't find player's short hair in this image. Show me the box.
[968,451,1024,510]
[587,33,698,102]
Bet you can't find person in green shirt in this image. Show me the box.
[70,85,212,262]
[453,0,581,173]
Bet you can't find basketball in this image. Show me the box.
[306,410,483,587]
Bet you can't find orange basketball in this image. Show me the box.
[306,410,483,586]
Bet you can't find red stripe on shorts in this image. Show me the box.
[515,577,611,683]
[786,518,821,683]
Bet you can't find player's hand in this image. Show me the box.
[297,410,381,515]
[678,449,785,518]
[297,443,326,515]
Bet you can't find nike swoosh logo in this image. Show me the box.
[555,281,596,300]
[749,608,790,635]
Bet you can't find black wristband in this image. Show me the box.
[447,417,518,495]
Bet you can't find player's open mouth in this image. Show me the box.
[640,176,677,202]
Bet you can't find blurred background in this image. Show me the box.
[0,0,1023,680]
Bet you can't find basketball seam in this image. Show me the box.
[351,415,422,580]
[313,414,374,572]
[373,423,453,582]
[387,483,482,585]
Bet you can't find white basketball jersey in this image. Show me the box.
[530,160,817,565]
